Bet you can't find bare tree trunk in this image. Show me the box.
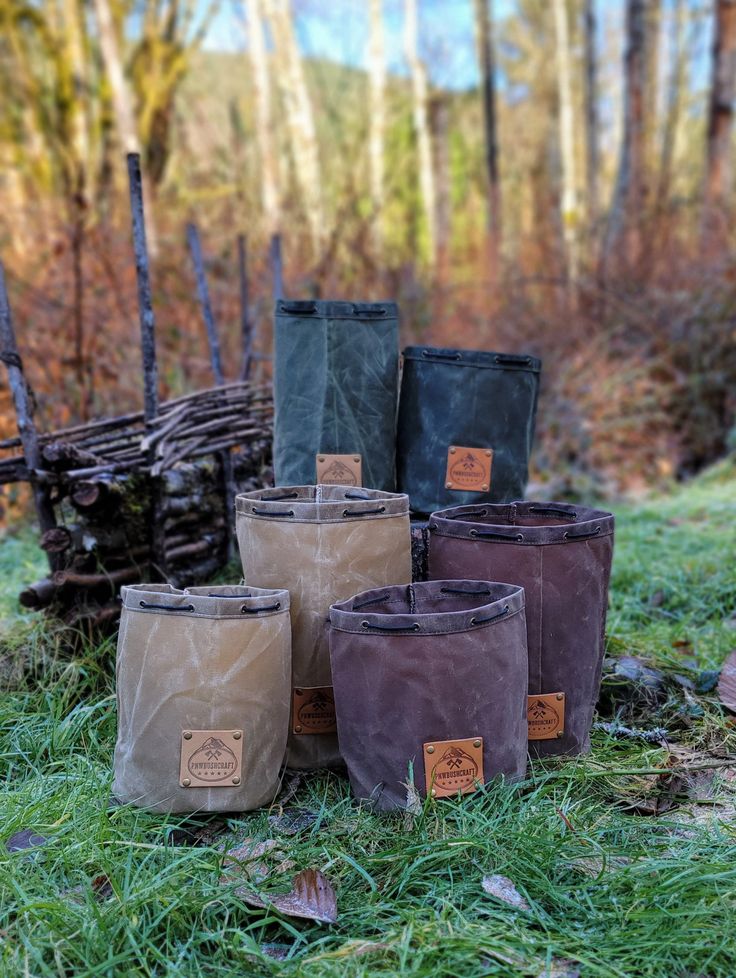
[704,0,736,240]
[604,0,648,270]
[656,0,686,214]
[93,0,158,257]
[644,0,662,178]
[473,0,502,278]
[404,0,437,265]
[264,0,325,253]
[249,0,280,237]
[431,93,451,276]
[368,0,387,258]
[553,0,580,292]
[583,0,600,225]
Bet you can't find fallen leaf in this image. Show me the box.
[276,771,304,807]
[6,830,48,853]
[621,770,687,816]
[167,817,228,847]
[481,874,530,911]
[91,874,115,900]
[538,958,581,978]
[230,868,338,924]
[221,838,293,884]
[717,650,736,712]
[268,809,317,836]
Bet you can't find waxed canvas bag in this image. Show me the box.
[396,347,541,515]
[273,299,399,491]
[113,583,290,813]
[329,580,528,810]
[428,502,614,757]
[235,485,412,771]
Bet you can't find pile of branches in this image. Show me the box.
[2,382,273,629]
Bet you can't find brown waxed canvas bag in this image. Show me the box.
[235,485,412,771]
[113,583,291,813]
[428,502,615,757]
[329,580,528,810]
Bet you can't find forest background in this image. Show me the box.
[1,0,735,519]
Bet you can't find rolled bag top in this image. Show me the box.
[235,485,410,524]
[429,500,614,546]
[402,345,542,373]
[120,583,290,619]
[329,579,525,636]
[275,299,398,321]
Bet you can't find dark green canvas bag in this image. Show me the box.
[273,300,399,491]
[396,347,541,515]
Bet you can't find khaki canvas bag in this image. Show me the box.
[113,583,291,813]
[235,485,412,770]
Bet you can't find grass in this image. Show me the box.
[1,461,735,977]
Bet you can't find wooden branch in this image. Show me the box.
[42,441,104,470]
[187,222,225,386]
[19,577,59,609]
[127,152,159,423]
[237,234,254,381]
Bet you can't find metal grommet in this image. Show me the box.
[295,725,303,733]
[485,451,492,457]
[232,731,242,739]
[353,456,360,462]
[318,456,325,462]
[515,534,524,542]
[470,617,477,625]
[360,621,369,629]
[556,693,564,701]
[445,482,453,489]
[232,777,241,785]
[183,731,192,740]
[473,739,481,748]
[182,779,191,787]
[469,528,478,537]
[450,447,456,454]
[412,623,420,631]
[481,484,489,491]
[426,745,435,754]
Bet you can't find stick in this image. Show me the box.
[186,222,224,387]
[126,153,158,423]
[237,234,254,380]
[0,261,59,560]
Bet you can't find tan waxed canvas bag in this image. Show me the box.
[235,485,412,771]
[113,583,291,813]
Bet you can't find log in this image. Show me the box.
[19,577,59,609]
[42,441,103,469]
[164,538,220,562]
[40,527,73,553]
[70,477,124,511]
[52,565,141,589]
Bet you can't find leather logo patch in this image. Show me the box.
[179,730,243,787]
[316,454,362,487]
[424,737,484,797]
[527,693,565,740]
[444,446,493,493]
[292,686,337,735]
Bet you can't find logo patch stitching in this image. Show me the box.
[179,730,243,787]
[292,686,337,735]
[527,692,565,740]
[423,737,484,798]
[445,446,493,493]
[316,454,362,487]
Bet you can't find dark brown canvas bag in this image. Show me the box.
[329,580,528,810]
[113,584,291,813]
[428,502,614,757]
[236,485,412,771]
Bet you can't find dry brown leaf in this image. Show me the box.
[568,855,631,877]
[221,838,292,884]
[268,809,317,836]
[717,650,736,712]
[5,830,48,853]
[231,868,338,924]
[481,874,530,910]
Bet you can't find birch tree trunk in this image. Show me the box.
[93,0,158,255]
[368,0,387,258]
[473,0,502,277]
[264,0,325,252]
[704,0,736,223]
[404,0,437,265]
[656,0,686,214]
[552,0,580,290]
[583,0,600,225]
[249,0,280,237]
[604,0,647,270]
